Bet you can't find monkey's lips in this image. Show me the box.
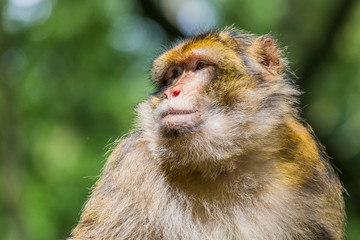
[161,109,201,129]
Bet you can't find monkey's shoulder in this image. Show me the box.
[93,132,162,200]
[278,117,342,192]
[102,132,155,173]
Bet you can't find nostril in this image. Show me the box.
[172,90,181,97]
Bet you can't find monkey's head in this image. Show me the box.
[137,29,299,172]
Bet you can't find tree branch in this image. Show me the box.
[137,0,183,39]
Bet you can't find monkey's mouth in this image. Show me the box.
[162,110,198,117]
[161,109,201,129]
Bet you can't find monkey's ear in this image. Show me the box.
[251,35,282,78]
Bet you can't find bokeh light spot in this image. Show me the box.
[107,14,166,54]
[2,0,52,32]
[176,0,218,36]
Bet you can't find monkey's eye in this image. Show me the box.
[195,62,206,71]
[172,67,182,78]
[173,69,180,77]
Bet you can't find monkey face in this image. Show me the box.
[155,63,216,133]
[152,50,219,135]
[150,41,244,137]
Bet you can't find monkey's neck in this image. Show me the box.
[153,116,314,201]
[158,144,278,204]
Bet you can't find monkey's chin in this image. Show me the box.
[161,111,202,135]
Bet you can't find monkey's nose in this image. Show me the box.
[164,89,181,99]
[172,90,181,97]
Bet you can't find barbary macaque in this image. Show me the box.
[69,28,345,240]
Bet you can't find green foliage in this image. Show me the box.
[0,0,359,239]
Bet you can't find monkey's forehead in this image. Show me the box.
[153,37,247,68]
[156,40,223,62]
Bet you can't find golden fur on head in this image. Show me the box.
[69,28,345,240]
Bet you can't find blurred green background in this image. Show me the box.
[0,0,359,239]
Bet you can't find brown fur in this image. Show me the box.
[69,28,345,240]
